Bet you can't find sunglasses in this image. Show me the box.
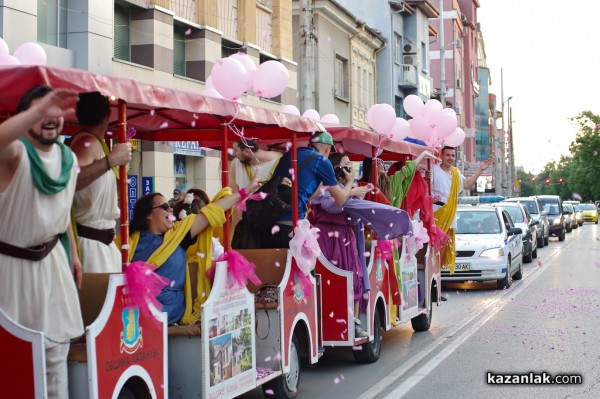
[152,203,171,211]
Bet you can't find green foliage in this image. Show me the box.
[533,111,600,201]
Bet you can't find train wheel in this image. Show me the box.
[263,334,300,399]
[352,310,382,363]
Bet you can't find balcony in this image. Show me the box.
[397,64,418,89]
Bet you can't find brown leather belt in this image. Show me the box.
[76,223,116,246]
[0,236,59,261]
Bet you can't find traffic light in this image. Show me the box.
[559,177,563,184]
[545,178,550,185]
[531,177,536,182]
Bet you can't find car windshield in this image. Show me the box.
[580,204,596,211]
[564,204,574,212]
[539,199,561,215]
[519,200,538,214]
[457,211,501,234]
[503,206,524,223]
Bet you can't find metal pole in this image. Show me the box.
[500,69,506,197]
[492,101,500,195]
[118,100,129,267]
[508,105,515,197]
[439,0,445,106]
[300,0,315,112]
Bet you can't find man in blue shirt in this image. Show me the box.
[265,131,363,248]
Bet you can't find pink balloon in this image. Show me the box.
[302,109,320,121]
[369,103,396,135]
[211,58,248,100]
[0,54,21,66]
[202,88,224,99]
[229,52,256,92]
[403,95,424,118]
[13,42,46,66]
[281,104,300,115]
[321,113,340,125]
[253,60,289,98]
[441,107,457,119]
[408,117,433,140]
[0,38,9,57]
[205,75,215,90]
[422,99,443,122]
[366,104,377,127]
[389,118,410,140]
[444,128,466,147]
[435,113,458,138]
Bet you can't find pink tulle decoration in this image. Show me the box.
[378,240,394,261]
[430,226,449,252]
[217,250,262,289]
[124,261,170,320]
[235,189,268,212]
[406,220,430,259]
[289,219,320,276]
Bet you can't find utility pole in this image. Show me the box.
[300,0,315,112]
[508,106,515,197]
[500,68,507,197]
[439,0,445,106]
[492,99,502,196]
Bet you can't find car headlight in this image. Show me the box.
[480,248,504,258]
[553,218,562,225]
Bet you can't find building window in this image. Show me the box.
[114,3,130,61]
[218,0,238,40]
[335,55,348,100]
[421,41,426,70]
[394,33,402,64]
[173,24,186,76]
[395,95,405,118]
[256,5,272,53]
[222,39,244,58]
[37,0,67,48]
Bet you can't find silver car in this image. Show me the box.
[503,197,549,247]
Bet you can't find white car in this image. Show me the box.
[442,206,524,289]
[496,202,538,264]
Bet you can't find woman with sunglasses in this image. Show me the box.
[128,174,260,325]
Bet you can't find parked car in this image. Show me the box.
[563,203,578,230]
[504,196,549,247]
[537,195,566,241]
[495,202,538,263]
[579,203,599,224]
[446,205,524,289]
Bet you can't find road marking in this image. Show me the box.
[357,236,575,399]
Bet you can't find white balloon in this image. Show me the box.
[281,104,300,115]
[210,57,248,100]
[0,54,20,66]
[13,42,47,66]
[444,128,466,147]
[303,109,320,121]
[321,113,340,125]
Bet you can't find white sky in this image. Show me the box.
[477,0,600,173]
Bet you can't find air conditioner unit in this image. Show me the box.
[455,106,462,115]
[403,54,419,66]
[455,40,462,49]
[403,42,418,54]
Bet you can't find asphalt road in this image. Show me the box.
[239,223,600,399]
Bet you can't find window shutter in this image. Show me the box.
[173,26,186,76]
[114,4,130,61]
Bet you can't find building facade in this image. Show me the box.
[0,0,298,196]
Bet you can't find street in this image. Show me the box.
[240,224,600,399]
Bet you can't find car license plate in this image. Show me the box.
[442,263,470,272]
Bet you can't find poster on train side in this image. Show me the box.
[202,262,256,399]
